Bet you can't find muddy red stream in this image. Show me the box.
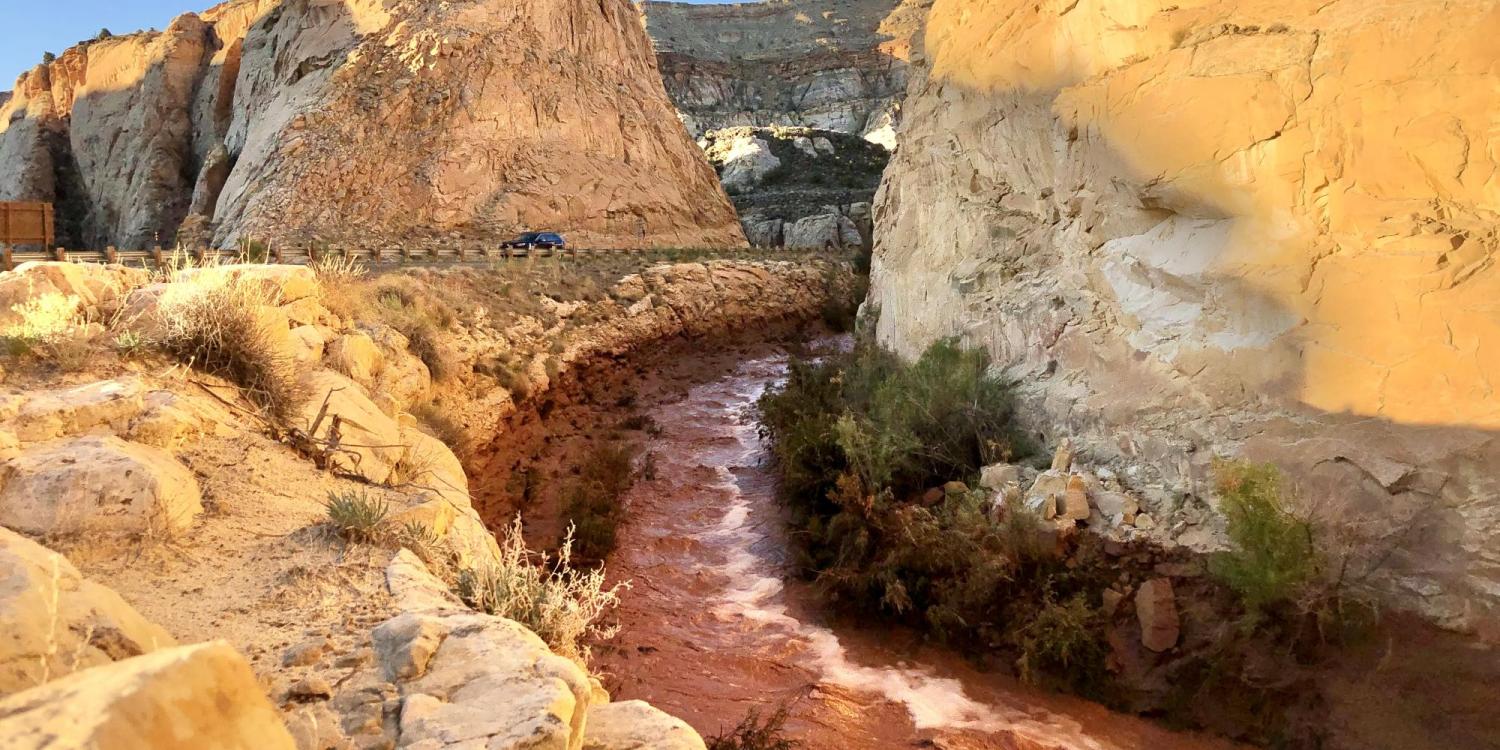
[586,341,1240,750]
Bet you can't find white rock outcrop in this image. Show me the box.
[871,0,1500,631]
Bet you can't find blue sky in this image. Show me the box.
[0,0,738,91]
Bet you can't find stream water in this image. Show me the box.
[590,344,1239,750]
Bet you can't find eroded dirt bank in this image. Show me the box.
[475,333,1241,749]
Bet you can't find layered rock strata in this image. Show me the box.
[871,0,1500,630]
[643,0,931,146]
[0,0,744,250]
[701,126,886,248]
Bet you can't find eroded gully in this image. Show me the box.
[586,340,1240,750]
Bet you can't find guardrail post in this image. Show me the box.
[151,246,164,269]
[479,244,490,259]
[400,246,411,263]
[502,245,512,261]
[1,247,12,272]
[105,246,118,264]
[191,246,206,264]
[370,245,382,263]
[426,245,439,261]
[307,243,320,264]
[53,247,66,262]
[458,243,467,262]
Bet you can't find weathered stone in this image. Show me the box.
[0,436,203,537]
[784,213,861,250]
[711,133,782,194]
[0,527,176,694]
[11,377,146,443]
[1059,475,1091,522]
[327,333,383,385]
[372,613,448,684]
[282,637,333,668]
[1136,578,1180,653]
[583,700,707,750]
[290,325,328,363]
[298,371,405,485]
[979,463,1021,492]
[0,641,296,749]
[289,676,334,702]
[284,702,350,750]
[0,263,146,328]
[1050,439,1074,473]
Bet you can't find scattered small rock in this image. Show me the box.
[283,637,333,668]
[289,675,334,702]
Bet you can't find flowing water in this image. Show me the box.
[591,344,1240,750]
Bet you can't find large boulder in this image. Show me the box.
[0,436,203,537]
[0,528,175,694]
[0,641,296,749]
[784,212,861,250]
[707,133,782,194]
[375,554,595,750]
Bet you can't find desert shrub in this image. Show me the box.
[1209,461,1316,615]
[237,238,270,264]
[708,705,800,750]
[368,279,459,380]
[0,293,92,363]
[757,340,1118,689]
[325,491,389,543]
[411,401,467,454]
[456,517,627,663]
[112,330,145,357]
[155,273,309,425]
[1208,460,1378,641]
[1011,591,1106,687]
[559,440,638,562]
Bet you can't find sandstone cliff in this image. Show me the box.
[871,0,1500,631]
[0,0,744,250]
[643,0,930,146]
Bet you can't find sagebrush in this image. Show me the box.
[456,517,627,663]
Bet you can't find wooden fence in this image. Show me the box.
[0,242,785,272]
[0,203,54,248]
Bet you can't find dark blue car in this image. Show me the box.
[502,232,566,249]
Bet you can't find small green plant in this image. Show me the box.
[393,520,449,570]
[455,517,627,663]
[324,491,389,543]
[113,330,145,357]
[707,705,800,750]
[1208,461,1317,616]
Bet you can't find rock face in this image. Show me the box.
[0,641,296,749]
[701,126,886,248]
[0,0,744,250]
[0,528,175,694]
[643,0,931,146]
[871,0,1500,630]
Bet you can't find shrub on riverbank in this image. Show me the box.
[756,340,1120,688]
[559,439,639,563]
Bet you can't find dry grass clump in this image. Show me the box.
[456,517,627,664]
[370,280,459,381]
[155,271,309,425]
[0,292,96,369]
[411,401,468,455]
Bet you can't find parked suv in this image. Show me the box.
[501,232,566,249]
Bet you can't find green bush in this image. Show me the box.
[559,440,638,562]
[324,491,389,543]
[1209,461,1317,615]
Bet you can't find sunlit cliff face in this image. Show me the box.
[907,0,1500,430]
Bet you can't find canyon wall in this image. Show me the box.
[642,0,930,146]
[0,0,744,250]
[871,0,1500,631]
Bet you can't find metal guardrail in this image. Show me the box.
[0,243,787,271]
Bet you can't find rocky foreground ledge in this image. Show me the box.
[0,256,852,749]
